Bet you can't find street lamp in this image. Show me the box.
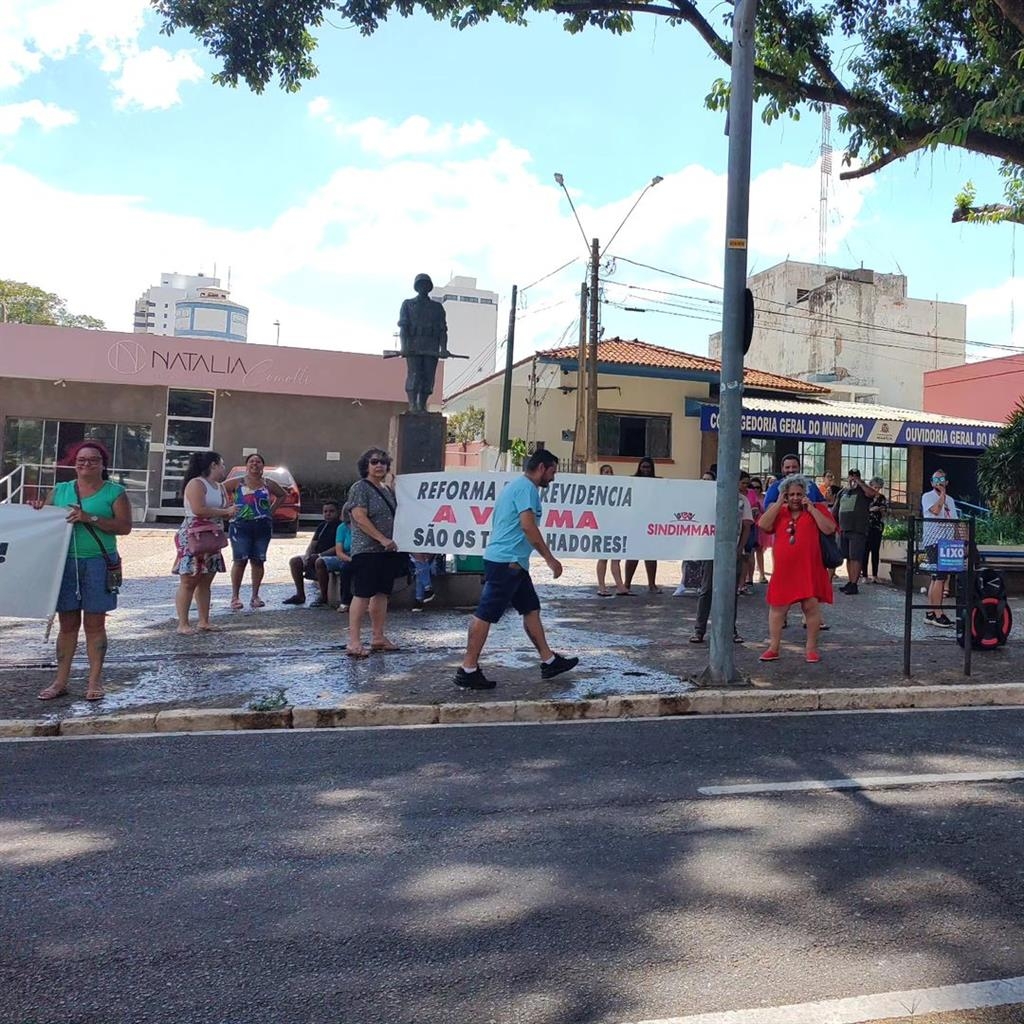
[554,172,663,465]
[273,319,281,346]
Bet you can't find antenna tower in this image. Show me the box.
[819,108,832,265]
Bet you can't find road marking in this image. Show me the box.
[699,768,1024,796]
[620,974,1024,1024]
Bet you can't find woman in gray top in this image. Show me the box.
[346,447,402,657]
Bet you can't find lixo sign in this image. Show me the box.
[699,405,1000,450]
[936,538,967,573]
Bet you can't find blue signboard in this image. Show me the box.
[936,538,967,573]
[698,405,999,450]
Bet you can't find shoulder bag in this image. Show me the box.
[75,483,123,593]
[815,503,844,569]
[186,518,229,555]
[362,480,408,580]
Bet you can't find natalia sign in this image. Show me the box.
[699,405,1000,450]
[394,472,718,561]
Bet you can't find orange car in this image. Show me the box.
[227,465,301,534]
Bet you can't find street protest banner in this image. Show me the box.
[393,471,717,561]
[0,505,72,619]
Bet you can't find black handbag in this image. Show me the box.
[819,529,844,569]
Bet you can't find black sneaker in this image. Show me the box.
[283,594,305,605]
[541,654,579,680]
[422,587,436,604]
[934,613,954,628]
[454,667,496,689]
[840,583,859,595]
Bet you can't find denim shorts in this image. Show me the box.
[319,555,349,573]
[229,518,273,563]
[56,556,118,615]
[474,560,541,624]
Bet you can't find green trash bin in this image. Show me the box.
[454,555,485,573]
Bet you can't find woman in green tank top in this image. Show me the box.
[32,441,132,702]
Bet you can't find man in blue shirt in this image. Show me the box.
[763,453,825,506]
[456,449,579,690]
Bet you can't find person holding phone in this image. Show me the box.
[33,440,132,701]
[921,469,959,627]
[757,474,837,664]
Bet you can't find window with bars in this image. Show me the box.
[840,443,909,505]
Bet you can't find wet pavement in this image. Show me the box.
[1,528,1020,722]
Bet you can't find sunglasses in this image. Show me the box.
[369,457,391,466]
[787,521,796,545]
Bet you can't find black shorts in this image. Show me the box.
[351,552,401,599]
[839,531,867,564]
[474,560,541,624]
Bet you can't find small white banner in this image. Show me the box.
[0,505,73,619]
[394,471,717,561]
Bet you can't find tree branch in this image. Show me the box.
[952,203,1024,225]
[993,0,1024,37]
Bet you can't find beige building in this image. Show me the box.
[443,337,827,479]
[709,261,966,409]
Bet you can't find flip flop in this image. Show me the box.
[759,649,780,662]
[614,591,635,597]
[84,687,105,701]
[597,589,612,597]
[370,642,400,652]
[805,651,821,664]
[229,598,244,611]
[345,647,369,659]
[250,597,266,609]
[37,685,68,701]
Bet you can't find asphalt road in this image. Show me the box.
[5,709,1024,1024]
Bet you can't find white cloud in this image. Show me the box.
[0,98,76,134]
[0,1,203,110]
[309,99,490,158]
[0,0,150,88]
[0,118,873,361]
[112,46,204,110]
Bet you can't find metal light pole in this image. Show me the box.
[554,173,663,468]
[704,0,758,687]
[273,319,281,345]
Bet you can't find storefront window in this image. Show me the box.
[840,444,908,505]
[741,438,776,478]
[162,389,215,506]
[2,417,151,510]
[799,441,826,479]
[598,412,671,459]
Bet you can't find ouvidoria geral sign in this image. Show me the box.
[393,472,717,561]
[699,405,1000,450]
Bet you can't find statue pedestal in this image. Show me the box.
[390,411,446,475]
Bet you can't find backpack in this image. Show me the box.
[956,567,1012,649]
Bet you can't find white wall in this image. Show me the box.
[433,276,500,397]
[709,262,966,409]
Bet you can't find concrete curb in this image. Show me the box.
[4,681,1024,740]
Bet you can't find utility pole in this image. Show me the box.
[703,0,758,687]
[498,285,518,461]
[571,282,588,468]
[586,237,600,465]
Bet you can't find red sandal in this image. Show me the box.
[759,649,780,662]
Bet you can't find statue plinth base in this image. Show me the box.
[390,411,446,475]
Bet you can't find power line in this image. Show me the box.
[520,258,579,294]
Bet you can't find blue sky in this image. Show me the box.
[1,1,1020,373]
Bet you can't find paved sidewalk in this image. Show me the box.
[0,529,1018,724]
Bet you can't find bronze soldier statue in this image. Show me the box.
[398,273,449,413]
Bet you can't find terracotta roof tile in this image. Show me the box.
[539,337,829,395]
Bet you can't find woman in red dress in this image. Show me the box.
[757,474,837,663]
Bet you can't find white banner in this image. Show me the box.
[0,505,73,619]
[393,471,717,561]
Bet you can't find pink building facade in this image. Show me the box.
[924,355,1024,424]
[0,324,435,518]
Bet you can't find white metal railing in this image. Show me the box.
[0,464,25,504]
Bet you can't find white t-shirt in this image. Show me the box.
[738,494,753,542]
[921,489,958,547]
